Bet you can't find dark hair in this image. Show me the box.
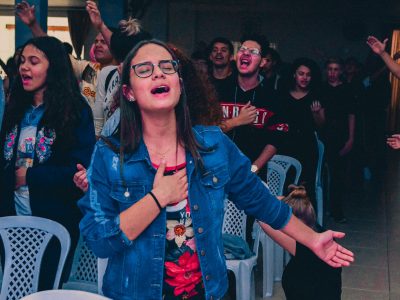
[263,47,281,64]
[289,57,321,92]
[168,43,222,126]
[110,18,152,63]
[283,185,316,228]
[240,33,270,57]
[118,39,204,166]
[208,37,234,55]
[3,36,85,145]
[62,42,73,55]
[325,57,344,68]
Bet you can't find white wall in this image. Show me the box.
[0,15,78,77]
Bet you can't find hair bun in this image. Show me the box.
[118,18,141,36]
[288,184,305,192]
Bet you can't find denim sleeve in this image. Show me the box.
[222,132,292,229]
[78,142,133,258]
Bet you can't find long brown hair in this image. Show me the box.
[118,39,204,166]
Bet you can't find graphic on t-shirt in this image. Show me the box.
[220,102,288,132]
[162,165,204,300]
[16,126,37,168]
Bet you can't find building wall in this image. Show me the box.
[166,1,398,66]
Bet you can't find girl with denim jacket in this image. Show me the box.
[78,40,354,300]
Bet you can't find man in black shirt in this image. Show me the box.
[320,58,356,223]
[208,37,236,101]
[219,34,288,177]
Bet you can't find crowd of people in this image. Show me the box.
[8,0,400,298]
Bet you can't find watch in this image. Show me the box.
[251,164,259,173]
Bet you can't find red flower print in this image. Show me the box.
[165,252,202,297]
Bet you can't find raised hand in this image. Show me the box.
[15,0,36,26]
[236,101,257,126]
[367,36,388,56]
[152,160,188,207]
[310,101,322,113]
[387,134,400,149]
[73,164,88,192]
[86,0,103,30]
[311,230,354,268]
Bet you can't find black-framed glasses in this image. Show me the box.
[131,60,179,78]
[238,46,261,56]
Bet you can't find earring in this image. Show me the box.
[127,96,136,102]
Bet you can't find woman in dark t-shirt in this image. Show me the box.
[260,185,342,300]
[279,58,324,210]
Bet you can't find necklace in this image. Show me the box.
[149,146,171,160]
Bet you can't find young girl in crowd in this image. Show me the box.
[78,39,353,300]
[279,57,324,209]
[261,185,342,300]
[0,36,96,288]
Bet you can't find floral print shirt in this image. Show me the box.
[161,163,204,300]
[14,104,45,215]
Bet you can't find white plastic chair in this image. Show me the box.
[19,289,110,300]
[63,236,98,293]
[315,135,325,226]
[260,164,286,297]
[0,216,71,300]
[97,258,108,295]
[222,200,260,300]
[270,154,302,186]
[269,155,302,281]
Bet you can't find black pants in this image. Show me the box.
[326,149,350,220]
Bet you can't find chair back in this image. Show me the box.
[270,154,302,185]
[315,134,325,225]
[19,289,110,300]
[0,216,70,300]
[222,200,246,239]
[63,236,98,293]
[266,162,286,196]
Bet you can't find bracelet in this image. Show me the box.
[149,191,162,211]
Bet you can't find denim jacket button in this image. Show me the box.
[200,249,205,256]
[197,227,204,234]
[193,204,199,211]
[205,274,210,281]
[212,176,218,184]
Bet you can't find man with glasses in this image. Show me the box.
[219,34,288,177]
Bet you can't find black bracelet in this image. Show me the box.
[149,191,162,211]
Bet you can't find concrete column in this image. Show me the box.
[15,0,48,48]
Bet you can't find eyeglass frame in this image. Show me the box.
[130,59,179,78]
[237,45,262,56]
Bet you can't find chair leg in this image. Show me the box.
[274,243,284,281]
[238,266,252,300]
[261,235,274,297]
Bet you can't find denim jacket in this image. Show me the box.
[78,126,291,300]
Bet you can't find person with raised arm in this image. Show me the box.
[78,39,354,300]
[367,35,400,79]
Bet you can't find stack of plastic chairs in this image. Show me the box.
[259,163,286,297]
[0,216,70,300]
[63,236,99,293]
[222,199,260,300]
[315,134,325,226]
